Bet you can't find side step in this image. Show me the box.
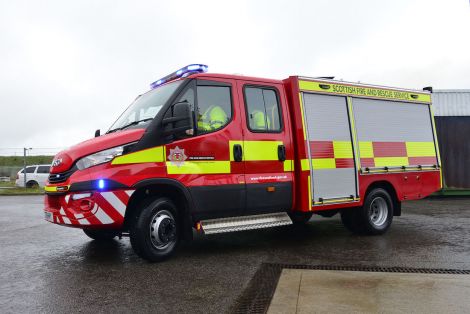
[200,212,292,235]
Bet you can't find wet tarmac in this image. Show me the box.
[0,196,469,313]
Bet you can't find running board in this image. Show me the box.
[200,212,292,235]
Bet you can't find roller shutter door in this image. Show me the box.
[302,93,357,202]
[352,98,438,169]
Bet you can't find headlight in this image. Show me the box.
[76,146,125,170]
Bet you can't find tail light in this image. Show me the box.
[16,174,19,180]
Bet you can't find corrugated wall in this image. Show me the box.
[433,90,470,116]
[435,116,470,188]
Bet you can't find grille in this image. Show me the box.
[48,166,77,184]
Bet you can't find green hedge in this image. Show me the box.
[0,156,54,177]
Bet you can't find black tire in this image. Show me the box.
[129,197,179,262]
[289,212,313,225]
[83,228,119,241]
[341,188,393,235]
[26,180,39,188]
[340,207,363,234]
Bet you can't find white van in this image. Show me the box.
[15,164,51,188]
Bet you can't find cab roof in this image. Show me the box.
[189,72,283,85]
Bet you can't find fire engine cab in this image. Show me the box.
[44,64,441,262]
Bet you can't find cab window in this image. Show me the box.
[196,86,232,134]
[244,87,282,132]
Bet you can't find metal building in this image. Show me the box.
[432,89,470,188]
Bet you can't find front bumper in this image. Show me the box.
[44,189,135,229]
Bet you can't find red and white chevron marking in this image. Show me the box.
[45,190,134,227]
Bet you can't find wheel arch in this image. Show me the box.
[363,180,401,216]
[26,180,39,188]
[124,178,195,240]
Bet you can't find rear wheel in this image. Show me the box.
[130,197,179,262]
[341,188,393,235]
[340,208,362,234]
[83,229,119,241]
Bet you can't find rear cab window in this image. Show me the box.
[244,86,282,132]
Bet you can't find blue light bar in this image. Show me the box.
[98,179,105,189]
[150,64,208,89]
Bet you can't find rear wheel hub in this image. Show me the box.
[368,197,388,227]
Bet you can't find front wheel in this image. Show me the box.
[341,188,393,235]
[130,197,179,262]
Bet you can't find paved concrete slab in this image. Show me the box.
[269,269,470,314]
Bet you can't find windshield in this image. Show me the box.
[108,80,184,132]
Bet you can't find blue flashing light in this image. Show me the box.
[187,64,200,71]
[98,179,105,189]
[150,64,208,89]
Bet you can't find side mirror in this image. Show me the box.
[162,101,194,137]
[95,129,100,137]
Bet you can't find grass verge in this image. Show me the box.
[0,181,44,195]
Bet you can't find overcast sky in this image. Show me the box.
[0,0,469,155]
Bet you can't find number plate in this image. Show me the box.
[44,211,53,222]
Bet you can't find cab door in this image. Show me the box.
[236,80,294,214]
[164,78,246,220]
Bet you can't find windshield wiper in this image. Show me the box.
[108,118,153,133]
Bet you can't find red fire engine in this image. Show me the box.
[44,65,441,261]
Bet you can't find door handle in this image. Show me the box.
[278,145,286,162]
[233,144,243,162]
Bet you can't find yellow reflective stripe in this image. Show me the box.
[45,185,70,192]
[347,97,360,167]
[298,80,431,103]
[314,198,359,205]
[166,161,230,174]
[301,159,310,171]
[299,80,321,92]
[112,146,165,165]
[374,157,409,167]
[312,158,336,169]
[299,93,307,140]
[44,186,56,192]
[359,141,437,159]
[243,141,282,161]
[359,141,374,158]
[333,141,353,158]
[283,160,293,172]
[429,105,443,187]
[406,142,436,157]
[230,140,283,162]
[308,175,312,210]
[429,106,442,162]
